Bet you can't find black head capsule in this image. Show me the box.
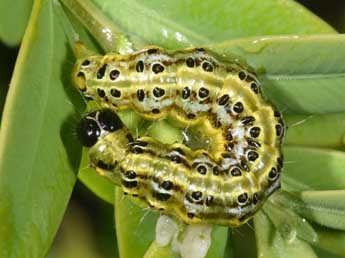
[77,109,124,147]
[98,109,124,132]
[77,112,101,147]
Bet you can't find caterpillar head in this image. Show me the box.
[78,109,131,182]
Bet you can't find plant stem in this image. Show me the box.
[59,0,136,53]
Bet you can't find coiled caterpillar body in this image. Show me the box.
[74,46,285,227]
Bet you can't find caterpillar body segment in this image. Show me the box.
[74,45,285,227]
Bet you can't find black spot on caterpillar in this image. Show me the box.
[74,45,285,227]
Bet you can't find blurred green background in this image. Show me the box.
[0,1,344,258]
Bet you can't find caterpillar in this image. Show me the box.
[73,45,285,227]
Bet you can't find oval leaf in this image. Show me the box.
[284,112,345,149]
[0,1,84,257]
[282,146,345,191]
[0,0,34,46]
[254,211,317,258]
[273,190,345,231]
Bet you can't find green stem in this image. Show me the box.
[59,0,135,53]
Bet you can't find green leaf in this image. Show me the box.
[263,199,318,244]
[148,120,183,144]
[0,0,34,46]
[223,232,235,258]
[273,191,345,231]
[92,0,335,49]
[254,211,318,258]
[211,35,345,114]
[311,223,345,257]
[282,146,345,191]
[205,227,228,258]
[115,190,158,258]
[284,112,345,149]
[231,225,257,258]
[78,148,115,204]
[143,242,180,258]
[0,0,83,257]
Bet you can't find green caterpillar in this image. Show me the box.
[74,45,285,227]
